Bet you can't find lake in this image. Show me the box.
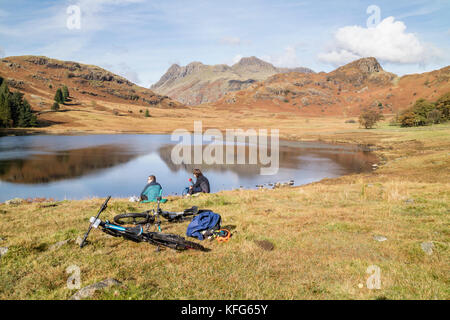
[0,134,377,201]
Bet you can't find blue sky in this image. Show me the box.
[0,0,449,87]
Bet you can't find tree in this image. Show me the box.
[398,95,449,127]
[17,99,37,128]
[54,88,64,104]
[144,109,150,117]
[0,81,12,127]
[411,98,435,126]
[62,85,69,101]
[359,108,384,129]
[435,92,450,121]
[427,109,442,124]
[0,81,37,128]
[52,102,60,111]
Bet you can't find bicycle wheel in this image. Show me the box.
[147,233,208,251]
[114,212,155,225]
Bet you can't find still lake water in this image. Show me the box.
[0,134,377,201]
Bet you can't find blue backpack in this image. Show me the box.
[186,211,221,240]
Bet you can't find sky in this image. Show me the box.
[0,0,449,87]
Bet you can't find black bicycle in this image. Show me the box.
[113,197,200,228]
[79,196,207,251]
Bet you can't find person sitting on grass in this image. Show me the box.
[140,175,164,202]
[188,169,210,195]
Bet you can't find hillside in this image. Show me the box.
[151,56,314,105]
[213,57,450,116]
[0,55,184,130]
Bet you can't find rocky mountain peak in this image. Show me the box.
[151,56,314,105]
[337,57,383,74]
[234,56,271,67]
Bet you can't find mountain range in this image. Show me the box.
[151,56,314,105]
[0,55,448,127]
[212,57,450,117]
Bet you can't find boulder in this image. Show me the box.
[69,279,123,300]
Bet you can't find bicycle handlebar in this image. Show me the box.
[80,196,111,248]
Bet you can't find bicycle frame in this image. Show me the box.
[80,196,111,248]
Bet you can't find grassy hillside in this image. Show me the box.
[0,122,449,300]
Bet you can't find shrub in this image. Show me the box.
[435,92,450,120]
[359,108,384,129]
[398,93,449,127]
[144,109,150,118]
[52,102,60,111]
[398,110,418,127]
[427,109,442,124]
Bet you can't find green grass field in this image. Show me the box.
[0,122,449,300]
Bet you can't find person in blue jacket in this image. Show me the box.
[140,175,162,201]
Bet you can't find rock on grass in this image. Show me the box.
[421,242,434,255]
[69,279,123,300]
[49,239,72,251]
[373,235,388,242]
[0,247,8,257]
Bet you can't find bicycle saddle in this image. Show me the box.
[184,206,199,215]
[124,225,143,237]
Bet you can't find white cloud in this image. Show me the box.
[319,17,441,66]
[116,62,141,84]
[261,46,300,68]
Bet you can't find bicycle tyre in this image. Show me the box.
[114,212,155,225]
[147,233,207,251]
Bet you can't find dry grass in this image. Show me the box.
[0,122,449,300]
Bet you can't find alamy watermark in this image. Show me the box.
[366,5,381,28]
[66,265,81,290]
[359,265,381,290]
[66,5,81,30]
[170,121,280,175]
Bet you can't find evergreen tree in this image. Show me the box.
[145,109,150,117]
[54,88,64,104]
[62,85,69,101]
[17,99,37,128]
[52,102,60,111]
[0,81,12,127]
[10,91,24,126]
[0,81,37,128]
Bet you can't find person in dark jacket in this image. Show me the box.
[188,169,210,195]
[140,175,162,201]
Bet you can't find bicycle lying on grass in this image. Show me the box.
[79,196,207,251]
[113,196,200,231]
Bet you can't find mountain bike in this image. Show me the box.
[113,196,201,231]
[79,196,207,251]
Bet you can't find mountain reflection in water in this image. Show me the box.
[0,144,138,184]
[0,135,377,201]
